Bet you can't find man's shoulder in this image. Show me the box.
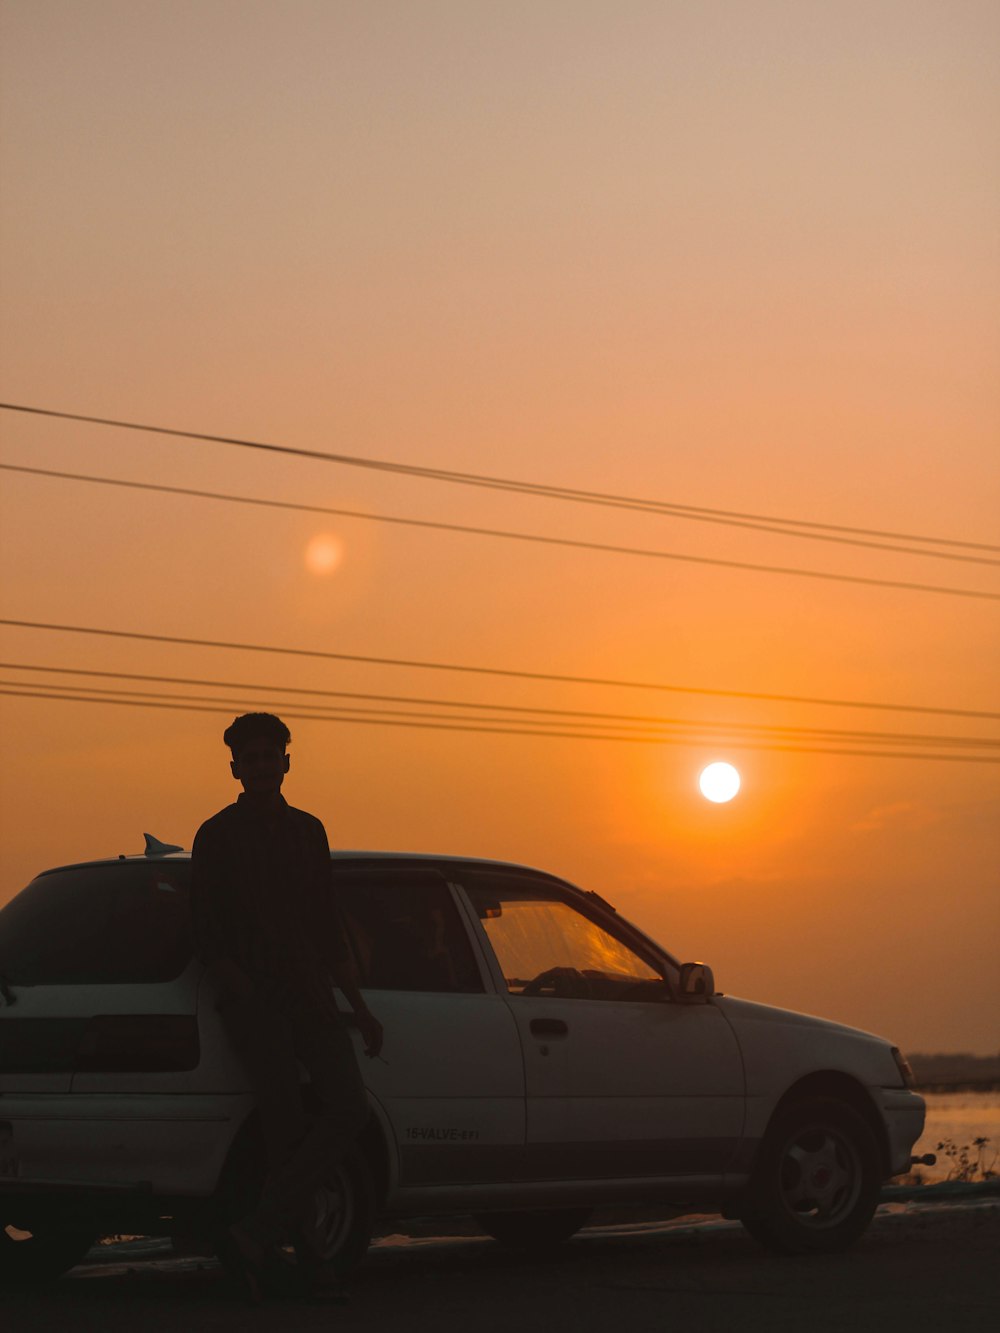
[284,804,330,840]
[192,804,240,844]
[284,799,330,853]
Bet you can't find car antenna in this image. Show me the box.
[143,833,184,857]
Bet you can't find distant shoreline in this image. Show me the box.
[915,1081,1000,1094]
[917,1082,1000,1093]
[909,1055,1000,1090]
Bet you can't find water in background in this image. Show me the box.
[911,1090,1000,1181]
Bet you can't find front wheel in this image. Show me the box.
[475,1207,592,1250]
[0,1219,97,1284]
[740,1097,881,1255]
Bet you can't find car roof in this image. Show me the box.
[35,849,565,880]
[26,848,674,966]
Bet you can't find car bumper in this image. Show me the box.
[876,1087,926,1176]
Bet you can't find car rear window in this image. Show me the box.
[0,864,192,984]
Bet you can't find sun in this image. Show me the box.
[699,762,741,803]
[304,532,344,575]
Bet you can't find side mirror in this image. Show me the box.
[678,961,715,1003]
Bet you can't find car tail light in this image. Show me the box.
[76,1015,200,1072]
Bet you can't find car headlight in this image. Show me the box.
[891,1046,915,1089]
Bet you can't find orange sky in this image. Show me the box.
[1,0,998,1054]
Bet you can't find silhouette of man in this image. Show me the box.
[190,712,382,1299]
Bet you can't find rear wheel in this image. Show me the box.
[214,1144,375,1284]
[740,1097,881,1254]
[0,1219,96,1284]
[475,1207,592,1250]
[294,1149,376,1279]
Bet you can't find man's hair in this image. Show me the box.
[223,712,291,759]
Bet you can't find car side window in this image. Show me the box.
[0,865,192,985]
[335,868,484,993]
[462,875,664,1002]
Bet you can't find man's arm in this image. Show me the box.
[312,821,383,1057]
[325,886,384,1057]
[334,947,384,1058]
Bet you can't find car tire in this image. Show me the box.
[475,1207,592,1250]
[294,1147,376,1279]
[740,1096,881,1255]
[214,1144,376,1283]
[0,1219,97,1284]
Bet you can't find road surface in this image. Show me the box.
[4,1199,997,1333]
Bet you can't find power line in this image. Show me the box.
[3,676,995,749]
[4,465,998,602]
[2,616,998,721]
[5,463,1000,574]
[3,661,997,749]
[2,400,996,555]
[3,679,988,753]
[4,465,1000,603]
[2,684,997,764]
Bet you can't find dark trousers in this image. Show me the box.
[221,985,368,1248]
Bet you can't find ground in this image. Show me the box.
[4,1200,997,1333]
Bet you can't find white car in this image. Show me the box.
[0,841,925,1282]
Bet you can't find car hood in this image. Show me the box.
[716,995,888,1043]
[713,994,902,1092]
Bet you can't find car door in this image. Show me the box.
[458,871,745,1182]
[333,863,525,1192]
[0,859,201,1189]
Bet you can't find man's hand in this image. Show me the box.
[354,1005,384,1059]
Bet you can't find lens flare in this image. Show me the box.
[305,533,344,575]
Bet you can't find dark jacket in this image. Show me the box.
[190,794,354,1008]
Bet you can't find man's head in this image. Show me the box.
[224,713,291,797]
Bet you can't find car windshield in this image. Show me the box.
[464,878,665,1001]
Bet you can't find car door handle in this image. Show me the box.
[529,1018,568,1037]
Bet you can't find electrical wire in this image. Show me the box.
[2,401,996,554]
[2,661,998,749]
[1,684,997,763]
[2,676,995,747]
[3,617,998,721]
[4,465,1000,601]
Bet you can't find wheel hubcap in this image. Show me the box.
[300,1165,354,1263]
[778,1125,861,1228]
